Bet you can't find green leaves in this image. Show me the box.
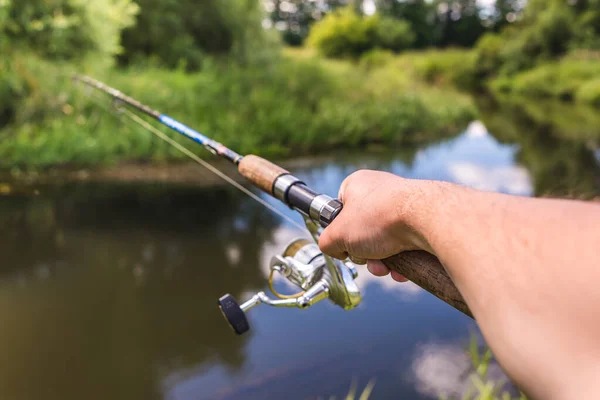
[119,0,277,70]
[307,7,416,58]
[1,0,138,62]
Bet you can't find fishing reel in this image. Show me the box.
[218,217,362,334]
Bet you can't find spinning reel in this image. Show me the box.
[218,216,362,335]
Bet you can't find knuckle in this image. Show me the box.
[349,169,371,180]
[340,169,372,199]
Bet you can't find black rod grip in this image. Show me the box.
[287,184,318,215]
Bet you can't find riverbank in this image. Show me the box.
[0,144,411,188]
[0,161,244,188]
[0,50,476,170]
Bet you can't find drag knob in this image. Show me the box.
[218,294,250,335]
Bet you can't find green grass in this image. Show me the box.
[393,49,479,91]
[0,50,477,169]
[338,335,526,400]
[443,336,527,400]
[576,78,600,107]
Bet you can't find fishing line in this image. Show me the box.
[84,92,305,231]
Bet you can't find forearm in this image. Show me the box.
[407,181,600,399]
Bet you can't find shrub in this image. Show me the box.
[373,17,415,53]
[119,0,279,69]
[1,0,138,62]
[307,7,415,59]
[489,58,600,105]
[473,33,505,77]
[359,49,395,70]
[576,79,600,107]
[307,7,376,58]
[406,50,478,90]
[472,0,585,76]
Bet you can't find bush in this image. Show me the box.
[576,79,600,107]
[572,0,600,50]
[359,49,395,70]
[374,17,415,53]
[489,58,600,105]
[473,33,505,77]
[404,50,478,91]
[307,7,415,59]
[478,0,584,76]
[119,0,279,69]
[1,0,138,62]
[307,7,375,58]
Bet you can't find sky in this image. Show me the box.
[363,0,498,15]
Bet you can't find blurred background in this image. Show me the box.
[0,0,599,399]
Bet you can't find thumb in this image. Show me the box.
[318,217,349,260]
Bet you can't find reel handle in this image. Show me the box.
[218,294,250,335]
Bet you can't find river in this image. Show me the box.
[0,99,598,399]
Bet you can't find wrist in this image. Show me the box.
[393,179,467,255]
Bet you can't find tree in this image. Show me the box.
[119,0,274,70]
[1,0,138,61]
[375,0,435,48]
[265,0,351,46]
[432,0,487,48]
[307,6,415,58]
[375,17,416,52]
[571,0,600,49]
[491,0,524,31]
[497,0,576,73]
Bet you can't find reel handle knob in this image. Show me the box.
[218,294,250,335]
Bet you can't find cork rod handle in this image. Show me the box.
[238,155,289,195]
[383,252,472,317]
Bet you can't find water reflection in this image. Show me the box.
[288,121,534,197]
[478,96,600,197]
[411,340,510,398]
[0,183,279,399]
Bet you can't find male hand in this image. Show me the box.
[318,170,436,282]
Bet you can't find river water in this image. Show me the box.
[0,102,599,399]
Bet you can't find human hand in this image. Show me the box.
[319,170,435,282]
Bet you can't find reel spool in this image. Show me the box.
[218,234,361,335]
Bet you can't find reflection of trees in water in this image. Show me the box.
[0,194,62,277]
[0,182,280,399]
[286,135,458,186]
[477,96,600,197]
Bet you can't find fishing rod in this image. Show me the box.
[76,75,472,334]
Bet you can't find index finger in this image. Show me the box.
[318,218,349,260]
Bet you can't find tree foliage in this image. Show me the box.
[119,0,276,70]
[473,0,600,77]
[265,0,351,46]
[0,0,138,61]
[376,0,434,48]
[307,7,414,58]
